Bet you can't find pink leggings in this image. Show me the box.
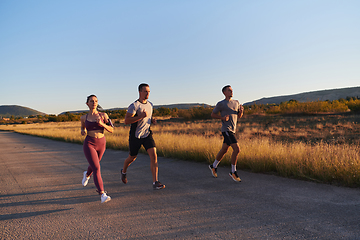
[83,135,106,193]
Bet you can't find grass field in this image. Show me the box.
[1,113,360,187]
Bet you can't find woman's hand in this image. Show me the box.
[99,113,114,133]
[96,114,106,127]
[96,118,104,126]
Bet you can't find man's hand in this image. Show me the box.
[140,110,148,118]
[238,105,244,118]
[240,105,244,112]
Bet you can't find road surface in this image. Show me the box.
[1,132,360,239]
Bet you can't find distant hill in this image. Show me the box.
[155,103,211,109]
[244,86,360,105]
[60,103,211,115]
[5,86,360,117]
[0,105,46,118]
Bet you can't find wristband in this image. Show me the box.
[106,119,114,127]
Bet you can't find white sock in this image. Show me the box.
[213,160,220,168]
[231,164,236,173]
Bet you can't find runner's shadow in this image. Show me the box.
[0,208,72,221]
[0,187,85,199]
[0,195,99,208]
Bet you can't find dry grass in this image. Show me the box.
[1,113,360,187]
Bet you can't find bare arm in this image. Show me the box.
[80,115,87,136]
[124,110,147,125]
[98,113,114,133]
[211,111,229,121]
[238,105,244,119]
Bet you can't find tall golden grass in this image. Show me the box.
[1,119,360,187]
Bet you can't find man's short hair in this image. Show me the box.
[138,83,149,92]
[222,85,231,93]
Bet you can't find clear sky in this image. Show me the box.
[1,0,359,115]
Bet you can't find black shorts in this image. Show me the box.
[222,131,237,146]
[129,132,156,156]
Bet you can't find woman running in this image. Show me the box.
[80,95,114,203]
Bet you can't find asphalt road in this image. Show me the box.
[1,131,360,239]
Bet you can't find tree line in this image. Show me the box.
[1,97,360,125]
[246,97,360,115]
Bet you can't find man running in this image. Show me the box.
[209,85,244,182]
[121,83,165,190]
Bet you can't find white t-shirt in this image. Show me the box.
[127,100,153,138]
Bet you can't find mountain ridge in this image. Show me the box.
[243,86,360,105]
[60,103,211,115]
[2,86,360,117]
[0,105,46,118]
[0,103,211,117]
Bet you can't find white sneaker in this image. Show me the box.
[101,193,111,203]
[82,171,90,187]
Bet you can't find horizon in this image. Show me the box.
[2,85,360,115]
[1,1,359,114]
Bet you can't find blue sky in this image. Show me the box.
[1,0,359,115]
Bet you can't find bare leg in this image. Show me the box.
[230,143,240,166]
[147,147,158,183]
[123,155,137,173]
[215,143,230,162]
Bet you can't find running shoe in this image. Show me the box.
[208,165,218,178]
[82,171,90,187]
[229,171,241,182]
[101,192,111,203]
[153,181,165,190]
[121,169,127,184]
